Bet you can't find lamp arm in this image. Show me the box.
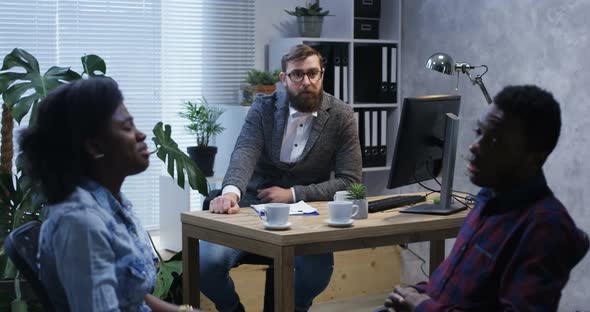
[474,76,493,104]
[464,67,493,105]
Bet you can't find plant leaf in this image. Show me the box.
[0,48,91,123]
[11,94,39,124]
[1,48,39,73]
[152,122,208,196]
[81,55,107,77]
[152,260,183,299]
[44,65,82,82]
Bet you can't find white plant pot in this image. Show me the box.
[297,15,324,37]
[352,198,368,219]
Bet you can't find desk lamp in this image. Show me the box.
[426,52,492,104]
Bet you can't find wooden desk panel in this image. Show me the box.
[182,197,468,310]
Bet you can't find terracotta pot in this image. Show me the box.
[254,84,276,95]
[239,85,276,106]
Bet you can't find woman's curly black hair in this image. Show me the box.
[19,77,122,203]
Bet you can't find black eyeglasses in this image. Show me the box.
[287,69,324,82]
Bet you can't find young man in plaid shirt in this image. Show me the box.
[382,85,589,311]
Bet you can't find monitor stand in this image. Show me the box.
[400,113,467,215]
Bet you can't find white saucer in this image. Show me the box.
[325,219,354,227]
[263,222,292,230]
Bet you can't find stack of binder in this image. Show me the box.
[353,108,388,167]
[307,42,349,103]
[354,44,397,103]
[354,0,381,39]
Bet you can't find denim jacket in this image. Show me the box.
[39,178,157,311]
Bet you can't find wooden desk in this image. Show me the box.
[181,197,468,311]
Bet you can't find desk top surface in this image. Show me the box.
[181,194,468,246]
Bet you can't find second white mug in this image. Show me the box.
[328,201,359,223]
[333,190,349,201]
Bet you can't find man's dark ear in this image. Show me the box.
[527,151,548,170]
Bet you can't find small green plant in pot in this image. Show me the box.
[240,68,280,106]
[178,96,225,177]
[285,1,332,37]
[347,183,368,219]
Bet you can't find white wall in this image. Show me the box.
[254,0,298,70]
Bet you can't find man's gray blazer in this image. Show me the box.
[223,90,362,204]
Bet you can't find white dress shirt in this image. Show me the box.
[222,105,317,202]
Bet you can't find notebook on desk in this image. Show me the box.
[251,201,319,216]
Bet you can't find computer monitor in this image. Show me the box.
[387,95,466,215]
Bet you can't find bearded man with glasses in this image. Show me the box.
[199,44,362,312]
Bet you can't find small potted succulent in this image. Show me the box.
[239,69,280,106]
[178,96,225,177]
[346,183,368,219]
[285,1,331,37]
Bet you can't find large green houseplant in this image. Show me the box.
[178,96,225,177]
[0,48,207,309]
[0,48,108,311]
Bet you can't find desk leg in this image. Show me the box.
[275,246,295,312]
[183,233,200,308]
[429,239,445,277]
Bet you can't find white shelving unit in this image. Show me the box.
[268,0,402,173]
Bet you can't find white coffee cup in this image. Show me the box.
[328,201,359,223]
[333,190,349,202]
[259,203,290,226]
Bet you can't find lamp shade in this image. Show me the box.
[426,53,454,75]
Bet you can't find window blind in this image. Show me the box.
[161,0,255,212]
[55,0,162,229]
[0,0,255,229]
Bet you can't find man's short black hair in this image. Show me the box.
[494,85,561,156]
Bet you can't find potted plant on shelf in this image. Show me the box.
[285,0,331,37]
[239,68,280,106]
[178,96,225,177]
[346,183,368,219]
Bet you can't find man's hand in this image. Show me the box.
[257,186,294,203]
[209,193,240,214]
[383,285,430,312]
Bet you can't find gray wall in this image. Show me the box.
[399,1,590,310]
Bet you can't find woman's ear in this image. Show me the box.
[84,139,104,160]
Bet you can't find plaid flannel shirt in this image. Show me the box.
[414,172,589,311]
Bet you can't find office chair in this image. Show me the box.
[4,221,55,312]
[203,190,275,312]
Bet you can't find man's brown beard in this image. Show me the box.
[287,88,323,113]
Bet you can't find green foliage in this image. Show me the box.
[346,183,367,200]
[285,1,330,17]
[152,122,208,196]
[148,234,183,303]
[244,68,281,86]
[0,49,105,284]
[0,48,106,124]
[178,97,225,148]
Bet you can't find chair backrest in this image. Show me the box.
[4,221,55,311]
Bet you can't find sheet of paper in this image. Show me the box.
[251,201,318,215]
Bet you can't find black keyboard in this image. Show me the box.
[368,195,426,213]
